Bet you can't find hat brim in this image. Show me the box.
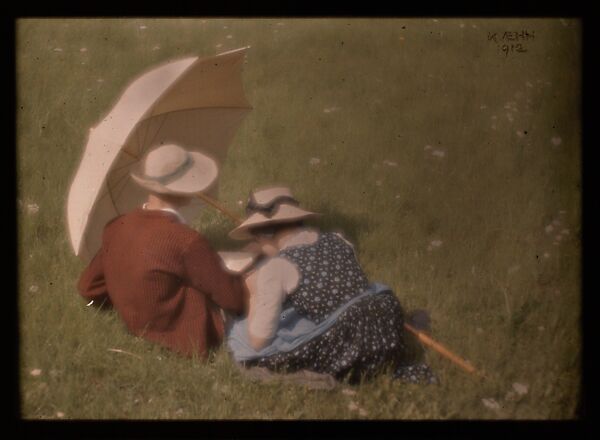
[130,151,219,196]
[229,204,320,240]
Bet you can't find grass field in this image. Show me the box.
[17,18,581,420]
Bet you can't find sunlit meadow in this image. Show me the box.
[17,18,581,419]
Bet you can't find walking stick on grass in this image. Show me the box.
[200,193,486,378]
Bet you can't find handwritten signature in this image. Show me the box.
[488,30,535,56]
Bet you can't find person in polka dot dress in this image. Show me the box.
[227,186,437,385]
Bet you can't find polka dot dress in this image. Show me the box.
[245,232,437,384]
[279,232,369,323]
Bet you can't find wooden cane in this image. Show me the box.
[404,323,486,378]
[202,195,485,378]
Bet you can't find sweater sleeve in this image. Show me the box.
[183,234,245,316]
[247,257,300,350]
[77,250,112,307]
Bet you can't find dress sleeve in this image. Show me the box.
[77,250,112,307]
[182,234,245,316]
[247,257,300,350]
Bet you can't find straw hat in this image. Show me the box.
[229,186,319,240]
[130,144,218,196]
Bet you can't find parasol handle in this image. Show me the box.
[196,192,243,224]
[404,323,486,378]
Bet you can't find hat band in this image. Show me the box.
[246,196,299,218]
[143,154,193,185]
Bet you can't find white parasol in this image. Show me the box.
[66,47,251,263]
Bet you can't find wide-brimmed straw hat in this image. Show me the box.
[130,144,218,196]
[229,186,319,240]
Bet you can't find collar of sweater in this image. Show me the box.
[142,203,187,224]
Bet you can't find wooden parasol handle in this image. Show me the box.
[196,192,243,224]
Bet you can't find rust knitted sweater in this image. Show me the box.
[77,207,245,357]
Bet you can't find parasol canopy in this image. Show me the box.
[67,47,252,263]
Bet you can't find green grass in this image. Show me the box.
[17,18,581,419]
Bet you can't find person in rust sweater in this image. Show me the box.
[78,144,247,358]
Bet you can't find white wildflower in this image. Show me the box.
[481,398,501,411]
[276,22,285,26]
[30,369,42,377]
[56,412,65,418]
[226,34,233,39]
[237,200,243,206]
[323,106,339,113]
[139,25,147,29]
[152,45,160,51]
[80,47,87,52]
[348,401,359,411]
[512,382,529,395]
[551,136,562,146]
[53,48,63,52]
[29,285,39,293]
[26,203,39,214]
[309,157,321,165]
[432,150,446,158]
[342,388,357,396]
[215,43,223,48]
[383,160,398,167]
